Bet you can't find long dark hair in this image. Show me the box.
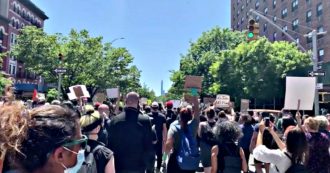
[179,108,192,132]
[286,128,308,165]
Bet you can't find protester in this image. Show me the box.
[315,115,330,138]
[108,92,154,173]
[98,104,112,145]
[210,121,248,173]
[165,101,177,130]
[80,109,115,173]
[301,117,330,173]
[238,114,254,166]
[148,102,167,173]
[253,120,308,173]
[198,107,217,173]
[15,105,87,173]
[165,98,200,173]
[0,101,28,173]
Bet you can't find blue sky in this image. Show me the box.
[32,0,231,96]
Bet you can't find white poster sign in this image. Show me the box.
[140,97,148,104]
[67,92,77,100]
[69,85,90,98]
[172,100,181,108]
[215,94,230,108]
[284,77,316,110]
[106,88,120,98]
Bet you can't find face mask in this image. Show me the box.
[62,149,85,173]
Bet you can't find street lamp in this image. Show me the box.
[110,37,125,44]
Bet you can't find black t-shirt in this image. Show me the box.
[148,112,166,141]
[88,140,113,173]
[108,107,153,172]
[165,109,177,130]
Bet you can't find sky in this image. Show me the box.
[32,0,231,96]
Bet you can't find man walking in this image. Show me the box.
[148,102,167,172]
[108,92,154,173]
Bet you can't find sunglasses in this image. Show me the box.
[62,135,88,150]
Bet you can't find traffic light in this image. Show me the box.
[247,19,259,42]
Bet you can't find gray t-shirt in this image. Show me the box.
[168,119,199,152]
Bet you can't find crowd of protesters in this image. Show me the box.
[0,85,330,173]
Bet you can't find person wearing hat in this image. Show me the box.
[80,107,115,173]
[148,101,167,173]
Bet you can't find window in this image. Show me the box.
[10,33,16,45]
[292,19,299,30]
[241,16,245,24]
[306,10,312,22]
[318,49,324,61]
[256,15,260,22]
[281,8,288,18]
[273,0,276,8]
[255,1,260,9]
[317,3,323,16]
[318,26,324,39]
[264,7,268,14]
[292,0,298,11]
[241,5,245,11]
[282,25,288,36]
[296,38,300,44]
[263,23,267,32]
[306,0,311,6]
[273,16,277,22]
[306,31,312,43]
[273,32,277,41]
[0,29,3,42]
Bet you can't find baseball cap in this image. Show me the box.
[151,101,159,108]
[166,101,173,107]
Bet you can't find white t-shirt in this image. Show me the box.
[253,145,291,173]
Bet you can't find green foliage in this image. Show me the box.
[0,53,10,95]
[138,83,156,101]
[169,26,311,106]
[12,26,144,99]
[168,27,245,98]
[46,88,58,102]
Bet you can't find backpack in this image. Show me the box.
[221,144,242,173]
[175,125,200,171]
[78,145,103,173]
[284,153,309,173]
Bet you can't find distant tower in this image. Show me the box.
[161,80,165,96]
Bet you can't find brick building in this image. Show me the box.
[0,0,48,97]
[231,0,330,96]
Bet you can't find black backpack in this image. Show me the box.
[78,145,103,173]
[284,153,309,173]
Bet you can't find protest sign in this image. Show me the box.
[106,88,120,98]
[67,92,77,100]
[203,97,216,105]
[184,75,203,91]
[214,94,230,108]
[140,97,148,104]
[172,100,181,108]
[284,77,316,110]
[240,99,250,113]
[69,85,90,98]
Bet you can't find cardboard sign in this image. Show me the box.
[69,85,90,98]
[184,94,198,106]
[284,77,316,110]
[67,92,77,100]
[140,97,148,104]
[214,94,230,108]
[240,99,250,113]
[184,75,203,91]
[203,97,216,104]
[106,88,120,98]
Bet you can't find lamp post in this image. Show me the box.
[110,37,125,44]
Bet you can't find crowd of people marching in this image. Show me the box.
[0,84,329,173]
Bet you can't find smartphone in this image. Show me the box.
[264,117,270,127]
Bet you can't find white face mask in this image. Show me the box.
[61,148,85,173]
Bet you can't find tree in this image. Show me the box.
[168,27,245,98]
[138,83,156,101]
[46,88,58,103]
[12,26,142,99]
[0,53,10,95]
[209,38,311,105]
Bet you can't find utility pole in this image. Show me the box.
[57,53,63,100]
